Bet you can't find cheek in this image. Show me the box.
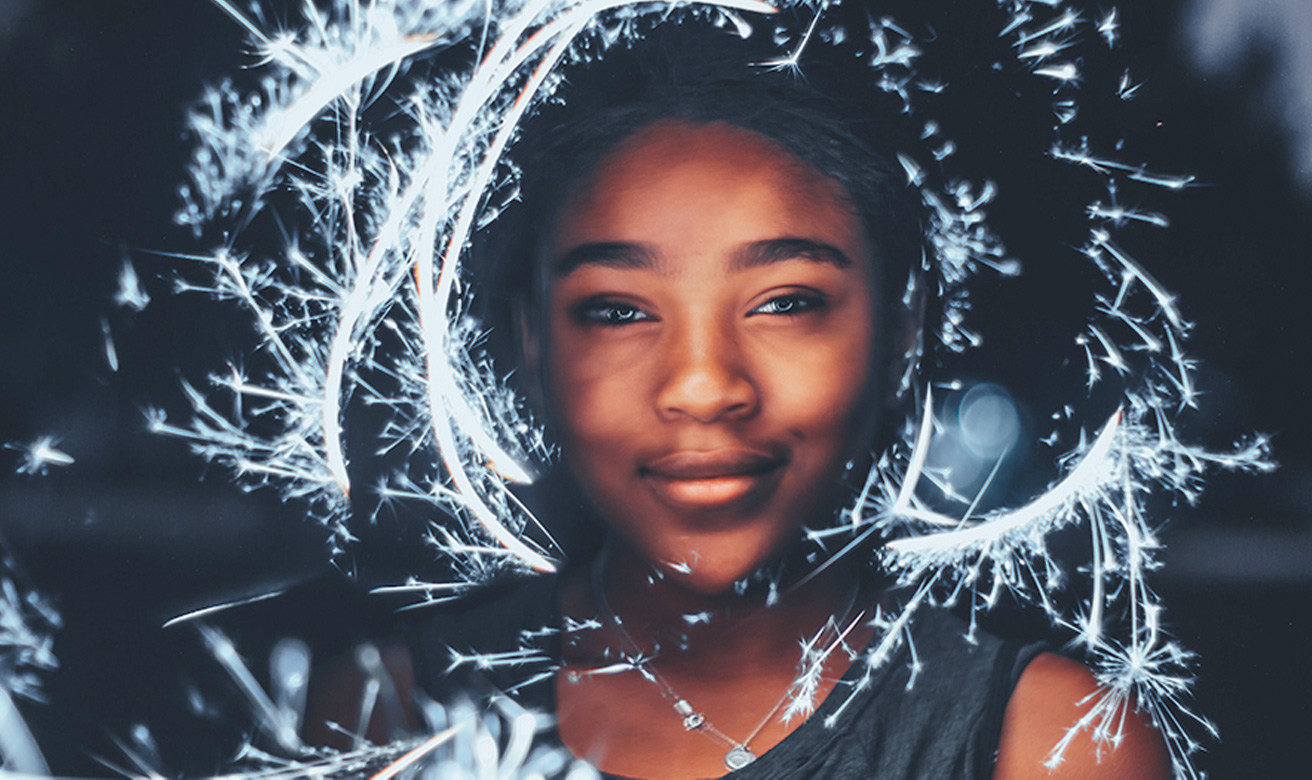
[762,322,878,447]
[776,366,871,461]
[545,327,648,455]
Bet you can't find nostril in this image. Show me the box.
[655,353,759,423]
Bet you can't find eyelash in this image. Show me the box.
[573,291,827,327]
[572,300,653,326]
[749,292,827,317]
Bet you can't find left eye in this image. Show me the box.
[750,293,824,316]
[572,299,654,326]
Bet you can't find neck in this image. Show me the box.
[591,539,862,668]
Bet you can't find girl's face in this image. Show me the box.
[543,120,879,594]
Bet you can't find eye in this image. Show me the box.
[572,299,654,326]
[749,291,827,317]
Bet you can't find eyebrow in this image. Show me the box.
[729,238,853,271]
[552,242,658,277]
[552,237,852,278]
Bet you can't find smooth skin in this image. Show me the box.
[540,120,1171,779]
[306,120,1170,779]
[544,120,879,596]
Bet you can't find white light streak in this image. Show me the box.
[1117,70,1143,101]
[197,623,303,754]
[1052,141,1197,190]
[888,410,1122,556]
[0,687,47,774]
[101,317,119,372]
[368,725,462,780]
[0,551,60,776]
[115,258,151,311]
[1098,9,1120,47]
[11,436,74,476]
[161,590,287,628]
[782,610,864,723]
[1035,62,1080,82]
[162,2,1273,778]
[1013,9,1081,46]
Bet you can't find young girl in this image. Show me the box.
[310,25,1170,780]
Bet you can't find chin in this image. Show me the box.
[647,529,799,597]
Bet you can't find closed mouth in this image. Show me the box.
[641,449,786,510]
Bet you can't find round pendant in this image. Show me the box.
[724,745,756,771]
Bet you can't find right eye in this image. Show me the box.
[572,299,654,326]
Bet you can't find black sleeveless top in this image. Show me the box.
[407,573,1047,779]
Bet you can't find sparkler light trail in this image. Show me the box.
[62,619,596,780]
[9,437,75,477]
[193,698,598,780]
[114,258,151,312]
[0,548,60,773]
[157,0,1273,777]
[216,658,599,780]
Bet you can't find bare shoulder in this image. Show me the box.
[993,652,1173,780]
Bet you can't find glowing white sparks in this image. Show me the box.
[1098,9,1120,47]
[757,4,818,72]
[1052,141,1198,190]
[447,646,552,673]
[0,687,48,774]
[101,317,119,372]
[1117,70,1143,101]
[170,0,776,574]
[889,410,1123,556]
[198,623,304,754]
[179,665,598,780]
[161,589,287,628]
[1035,61,1080,82]
[10,436,74,476]
[166,1,1272,778]
[0,552,61,774]
[781,610,865,723]
[115,258,151,311]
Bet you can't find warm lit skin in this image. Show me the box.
[541,120,1170,778]
[997,654,1173,780]
[543,121,880,596]
[544,119,883,777]
[306,120,1170,780]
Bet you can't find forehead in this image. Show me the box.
[549,120,870,272]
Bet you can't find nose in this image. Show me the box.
[655,321,759,424]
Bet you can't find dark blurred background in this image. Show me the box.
[0,0,1308,776]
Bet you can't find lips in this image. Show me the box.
[641,449,786,511]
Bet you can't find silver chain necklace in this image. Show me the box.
[587,552,857,772]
